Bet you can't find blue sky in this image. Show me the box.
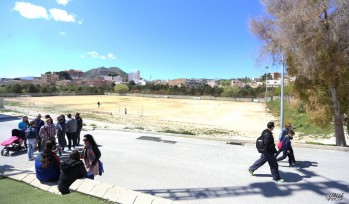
[0,0,274,80]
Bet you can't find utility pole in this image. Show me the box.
[280,54,285,130]
[265,66,269,103]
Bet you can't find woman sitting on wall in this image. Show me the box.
[35,140,60,182]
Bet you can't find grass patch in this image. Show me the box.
[0,178,110,204]
[160,129,195,135]
[267,100,334,136]
[202,129,230,135]
[134,126,144,130]
[90,123,97,127]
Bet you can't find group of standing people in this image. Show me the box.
[17,113,83,160]
[248,122,297,183]
[15,113,102,194]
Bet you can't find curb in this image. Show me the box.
[93,128,349,152]
[1,168,179,204]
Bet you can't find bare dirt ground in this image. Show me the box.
[5,95,278,139]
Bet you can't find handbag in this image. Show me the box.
[98,160,104,176]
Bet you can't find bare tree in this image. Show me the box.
[250,0,349,146]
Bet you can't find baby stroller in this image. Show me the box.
[1,129,26,156]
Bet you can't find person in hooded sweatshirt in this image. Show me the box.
[56,115,67,156]
[58,150,87,195]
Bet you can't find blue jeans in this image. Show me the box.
[27,139,36,160]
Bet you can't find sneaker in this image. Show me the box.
[29,157,35,161]
[276,178,285,183]
[289,163,295,167]
[248,169,254,176]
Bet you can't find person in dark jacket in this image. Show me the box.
[75,113,83,146]
[35,140,60,182]
[275,123,292,157]
[276,130,296,166]
[56,115,67,156]
[58,150,87,195]
[248,122,284,183]
[34,114,45,151]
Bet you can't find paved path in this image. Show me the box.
[1,117,348,204]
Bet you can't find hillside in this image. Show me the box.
[83,67,128,80]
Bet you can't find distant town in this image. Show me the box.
[0,67,295,89]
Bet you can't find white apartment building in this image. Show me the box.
[128,70,140,82]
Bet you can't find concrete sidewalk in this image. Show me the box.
[1,167,177,204]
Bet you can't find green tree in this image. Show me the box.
[26,83,39,93]
[58,71,72,80]
[221,86,239,97]
[114,84,129,94]
[250,0,349,146]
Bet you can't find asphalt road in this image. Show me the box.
[1,115,348,204]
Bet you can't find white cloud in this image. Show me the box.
[59,32,67,35]
[56,0,71,6]
[107,53,117,60]
[87,51,99,58]
[49,8,76,23]
[13,2,48,19]
[85,51,117,60]
[80,55,85,58]
[13,2,81,24]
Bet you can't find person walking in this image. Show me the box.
[66,114,77,150]
[75,113,83,146]
[39,118,56,151]
[81,134,101,176]
[248,122,284,183]
[34,114,45,151]
[56,115,67,156]
[276,129,296,166]
[275,123,292,158]
[25,121,38,161]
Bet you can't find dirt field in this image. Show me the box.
[6,95,277,139]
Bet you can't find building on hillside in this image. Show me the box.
[252,77,262,82]
[167,78,187,87]
[64,69,83,80]
[103,75,123,84]
[206,79,217,88]
[135,79,147,86]
[271,72,281,80]
[56,80,72,86]
[128,70,140,82]
[266,79,282,87]
[86,78,107,87]
[231,79,243,88]
[186,79,205,87]
[41,72,59,86]
[248,82,263,88]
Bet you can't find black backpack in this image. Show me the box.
[256,134,266,153]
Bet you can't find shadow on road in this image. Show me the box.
[137,160,349,201]
[0,114,21,123]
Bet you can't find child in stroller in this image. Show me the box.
[1,129,27,156]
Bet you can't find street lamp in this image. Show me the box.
[265,66,269,103]
[280,54,285,130]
